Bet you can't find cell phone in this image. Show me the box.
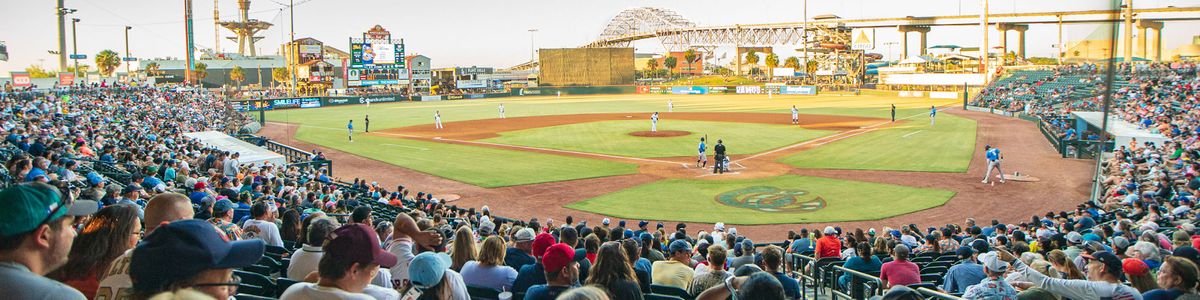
[400,286,422,300]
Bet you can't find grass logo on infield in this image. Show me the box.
[715,186,827,213]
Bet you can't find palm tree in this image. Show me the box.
[765,53,779,77]
[272,67,290,89]
[143,62,161,76]
[663,56,678,79]
[229,66,245,88]
[67,64,91,74]
[683,49,698,74]
[193,62,208,84]
[95,50,121,76]
[805,60,818,76]
[25,65,55,78]
[645,58,659,78]
[784,56,801,69]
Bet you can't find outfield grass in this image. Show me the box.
[482,120,833,158]
[778,113,977,172]
[292,126,638,188]
[565,175,955,225]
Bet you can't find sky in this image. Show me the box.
[2,0,1199,74]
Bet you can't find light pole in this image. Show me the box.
[71,18,80,79]
[289,0,297,96]
[528,28,538,63]
[56,3,76,72]
[125,26,132,78]
[882,42,898,62]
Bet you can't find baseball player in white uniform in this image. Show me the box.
[499,103,506,118]
[668,100,674,112]
[651,112,659,132]
[434,111,443,129]
[791,105,800,124]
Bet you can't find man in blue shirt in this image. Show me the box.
[524,244,580,300]
[763,245,802,299]
[943,246,986,294]
[982,145,1005,184]
[513,233,556,295]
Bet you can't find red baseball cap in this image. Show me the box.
[532,233,555,257]
[1122,258,1149,277]
[542,243,576,273]
[326,224,398,268]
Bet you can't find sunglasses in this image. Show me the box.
[192,274,241,294]
[39,191,71,227]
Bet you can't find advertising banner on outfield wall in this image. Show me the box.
[671,86,708,95]
[780,86,817,95]
[736,86,762,94]
[636,86,651,94]
[420,95,443,101]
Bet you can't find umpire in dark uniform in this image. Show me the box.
[713,139,726,174]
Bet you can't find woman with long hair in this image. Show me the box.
[47,204,142,299]
[838,242,883,289]
[449,225,477,272]
[279,208,301,243]
[586,242,645,300]
[460,236,517,291]
[1145,256,1200,299]
[1047,250,1085,280]
[1124,258,1160,293]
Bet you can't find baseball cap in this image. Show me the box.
[714,222,725,231]
[532,233,555,257]
[86,172,104,186]
[325,224,398,268]
[131,219,265,292]
[638,220,649,228]
[514,228,536,243]
[971,239,990,254]
[0,183,99,236]
[478,221,495,236]
[1082,233,1101,242]
[668,240,692,255]
[1122,258,1149,276]
[123,184,144,195]
[824,226,836,235]
[542,243,576,273]
[1065,231,1082,244]
[408,252,452,288]
[619,220,627,228]
[194,182,206,190]
[602,218,610,225]
[978,251,1009,273]
[213,199,234,213]
[1174,247,1200,266]
[1085,251,1124,277]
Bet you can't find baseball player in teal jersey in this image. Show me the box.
[697,137,707,167]
[346,120,354,142]
[982,145,1005,184]
[930,106,937,126]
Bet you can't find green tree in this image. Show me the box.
[765,52,779,77]
[645,58,659,78]
[229,66,246,88]
[744,50,760,65]
[805,60,818,75]
[143,62,161,76]
[67,64,91,74]
[663,56,678,78]
[193,62,208,82]
[25,65,55,78]
[784,56,801,69]
[272,67,290,88]
[95,50,121,76]
[683,49,698,74]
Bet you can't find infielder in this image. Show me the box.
[668,100,674,112]
[498,103,506,118]
[929,106,937,126]
[697,137,708,167]
[651,112,659,132]
[891,104,897,122]
[791,105,800,124]
[434,111,443,129]
[365,115,370,132]
[346,120,354,142]
[982,144,1005,184]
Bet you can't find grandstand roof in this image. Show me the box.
[182,131,287,167]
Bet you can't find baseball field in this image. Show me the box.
[262,93,1063,228]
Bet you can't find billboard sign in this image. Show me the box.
[10,72,31,87]
[780,85,818,95]
[300,98,322,108]
[351,43,405,69]
[456,80,487,89]
[58,72,75,85]
[670,86,708,95]
[736,85,762,94]
[851,28,875,50]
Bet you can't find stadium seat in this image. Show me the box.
[236,284,270,299]
[651,284,693,300]
[245,264,273,276]
[234,270,275,297]
[265,245,290,256]
[910,256,933,264]
[920,274,943,285]
[921,266,948,275]
[466,285,502,300]
[275,278,300,298]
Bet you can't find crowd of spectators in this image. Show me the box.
[1,61,1199,300]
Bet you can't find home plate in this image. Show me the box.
[1002,173,1040,182]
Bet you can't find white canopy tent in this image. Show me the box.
[183,131,287,168]
[1071,111,1169,148]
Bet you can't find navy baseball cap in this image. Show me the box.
[639,220,649,228]
[213,199,234,213]
[131,219,265,293]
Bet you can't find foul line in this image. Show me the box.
[902,130,925,138]
[735,106,952,163]
[277,122,683,166]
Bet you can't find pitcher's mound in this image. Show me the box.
[629,130,690,137]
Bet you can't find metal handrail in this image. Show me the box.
[916,287,965,300]
[830,265,885,299]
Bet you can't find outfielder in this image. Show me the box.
[929,106,937,126]
[668,100,674,112]
[498,103,506,118]
[791,105,800,124]
[365,114,370,132]
[982,144,1005,184]
[434,111,443,129]
[346,120,354,142]
[697,137,708,167]
[891,104,897,122]
[651,112,659,132]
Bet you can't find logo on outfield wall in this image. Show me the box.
[715,186,826,213]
